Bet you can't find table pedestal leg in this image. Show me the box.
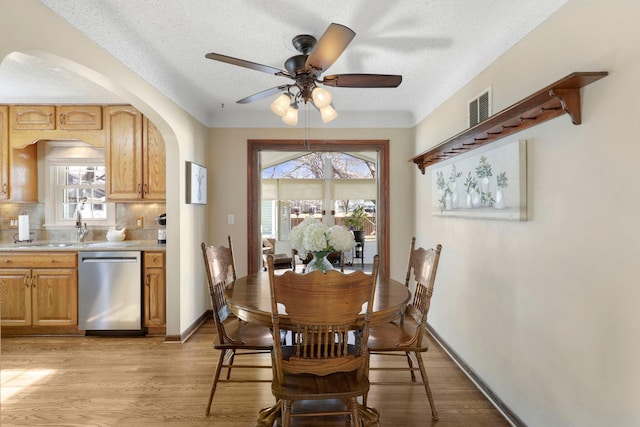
[256,400,281,426]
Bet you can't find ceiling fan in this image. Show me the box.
[205,23,402,125]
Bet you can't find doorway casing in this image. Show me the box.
[248,139,390,277]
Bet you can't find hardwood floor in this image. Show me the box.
[1,319,510,426]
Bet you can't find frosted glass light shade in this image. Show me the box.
[270,94,291,117]
[320,104,338,123]
[282,104,299,126]
[312,87,332,108]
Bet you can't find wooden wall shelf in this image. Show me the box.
[411,71,608,173]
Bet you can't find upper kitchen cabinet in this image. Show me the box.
[142,117,166,200]
[9,105,105,148]
[9,144,38,202]
[11,105,102,130]
[0,105,37,202]
[105,106,165,201]
[0,106,8,201]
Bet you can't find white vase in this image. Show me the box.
[466,192,473,208]
[445,193,452,210]
[480,177,490,194]
[495,188,505,209]
[451,183,459,208]
[471,189,481,208]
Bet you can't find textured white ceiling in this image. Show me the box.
[0,0,567,128]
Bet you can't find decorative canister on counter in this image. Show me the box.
[157,213,167,244]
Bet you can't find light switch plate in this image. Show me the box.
[136,217,144,228]
[227,214,234,225]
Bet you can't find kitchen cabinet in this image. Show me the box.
[0,107,39,201]
[8,105,105,148]
[7,143,38,202]
[143,251,166,334]
[105,106,165,201]
[57,105,103,130]
[142,117,166,200]
[0,252,78,327]
[0,106,8,201]
[10,105,55,130]
[10,105,102,130]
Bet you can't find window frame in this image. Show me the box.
[44,154,115,228]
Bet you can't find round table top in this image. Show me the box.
[225,271,411,327]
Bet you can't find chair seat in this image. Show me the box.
[367,318,429,352]
[272,370,370,401]
[215,317,274,349]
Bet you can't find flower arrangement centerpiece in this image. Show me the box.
[290,217,355,273]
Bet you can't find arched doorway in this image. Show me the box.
[248,139,390,277]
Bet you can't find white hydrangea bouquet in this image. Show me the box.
[290,218,355,273]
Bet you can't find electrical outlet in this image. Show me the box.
[227,214,235,225]
[8,217,18,228]
[136,217,144,228]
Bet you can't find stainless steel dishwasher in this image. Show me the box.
[78,251,142,333]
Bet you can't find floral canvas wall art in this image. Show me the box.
[431,139,526,221]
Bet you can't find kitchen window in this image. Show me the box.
[43,141,115,227]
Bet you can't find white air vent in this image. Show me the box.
[468,88,492,127]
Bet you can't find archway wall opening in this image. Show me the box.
[0,1,210,337]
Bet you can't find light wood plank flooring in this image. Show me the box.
[1,319,510,426]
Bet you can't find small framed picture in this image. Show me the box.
[186,161,207,204]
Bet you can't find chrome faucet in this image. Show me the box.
[76,209,88,243]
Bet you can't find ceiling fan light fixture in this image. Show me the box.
[270,93,291,117]
[320,104,338,124]
[311,87,332,108]
[282,102,299,126]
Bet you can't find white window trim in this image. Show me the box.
[44,157,115,229]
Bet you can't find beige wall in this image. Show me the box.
[207,127,415,280]
[0,0,210,336]
[414,0,640,425]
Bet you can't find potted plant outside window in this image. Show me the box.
[344,205,367,243]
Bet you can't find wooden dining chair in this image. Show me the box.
[365,238,442,420]
[200,236,274,416]
[257,255,381,427]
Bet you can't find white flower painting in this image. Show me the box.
[186,161,207,204]
[432,139,527,221]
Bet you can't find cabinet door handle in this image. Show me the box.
[143,183,148,195]
[145,275,150,286]
[137,183,142,194]
[31,275,36,287]
[1,183,6,194]
[59,113,65,125]
[24,276,29,287]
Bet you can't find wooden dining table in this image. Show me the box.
[225,271,412,327]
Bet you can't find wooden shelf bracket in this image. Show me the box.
[411,71,608,174]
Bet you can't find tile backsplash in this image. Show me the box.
[0,203,166,242]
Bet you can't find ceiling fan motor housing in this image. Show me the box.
[284,54,308,75]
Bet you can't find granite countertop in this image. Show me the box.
[0,239,165,252]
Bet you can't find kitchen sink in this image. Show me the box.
[16,241,77,248]
[82,241,140,247]
[11,241,143,249]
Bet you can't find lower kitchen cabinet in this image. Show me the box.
[0,252,77,327]
[143,251,166,334]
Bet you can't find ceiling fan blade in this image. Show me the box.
[205,52,292,78]
[305,23,356,74]
[321,74,403,88]
[237,85,291,104]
